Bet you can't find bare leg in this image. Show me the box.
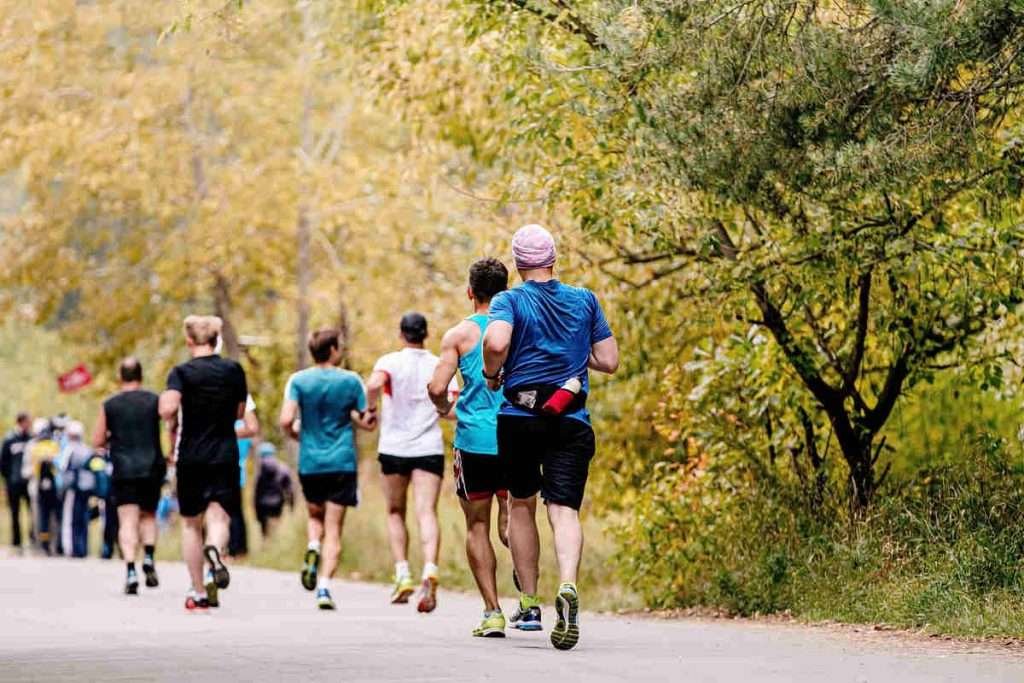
[461,497,498,611]
[411,469,442,566]
[139,511,157,548]
[508,495,540,594]
[381,473,410,563]
[306,502,325,546]
[181,514,205,592]
[117,504,140,564]
[204,502,230,552]
[547,503,583,584]
[321,503,347,579]
[497,495,510,548]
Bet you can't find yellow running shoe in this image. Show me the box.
[551,583,580,651]
[472,610,506,638]
[390,575,416,604]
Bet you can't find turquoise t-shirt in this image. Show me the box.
[454,314,502,455]
[285,367,367,475]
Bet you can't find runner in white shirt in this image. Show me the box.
[365,313,457,612]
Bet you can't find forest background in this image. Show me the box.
[4,0,1024,637]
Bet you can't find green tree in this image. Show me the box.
[385,0,1024,508]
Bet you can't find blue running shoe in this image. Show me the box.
[316,588,336,610]
[510,594,543,631]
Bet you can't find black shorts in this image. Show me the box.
[378,453,444,478]
[454,449,507,501]
[113,477,163,513]
[299,472,359,507]
[176,463,242,518]
[497,415,596,510]
[256,503,283,521]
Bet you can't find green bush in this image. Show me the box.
[618,431,1024,636]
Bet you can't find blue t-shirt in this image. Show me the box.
[489,280,613,424]
[285,367,367,475]
[454,314,502,455]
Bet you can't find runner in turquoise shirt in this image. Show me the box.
[428,257,511,638]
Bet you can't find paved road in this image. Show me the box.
[0,556,1021,682]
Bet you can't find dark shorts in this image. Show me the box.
[176,463,242,518]
[113,477,163,513]
[299,472,359,507]
[497,415,596,510]
[454,449,507,501]
[378,453,445,478]
[256,503,283,520]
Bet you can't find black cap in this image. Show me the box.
[400,312,428,343]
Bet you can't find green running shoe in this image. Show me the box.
[204,570,220,608]
[390,575,416,604]
[472,610,506,638]
[550,583,580,651]
[301,548,320,591]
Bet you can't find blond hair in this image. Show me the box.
[183,315,222,347]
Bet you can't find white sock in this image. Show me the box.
[308,541,321,552]
[422,562,439,580]
[395,561,410,578]
[316,577,329,591]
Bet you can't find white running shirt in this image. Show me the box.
[373,348,456,457]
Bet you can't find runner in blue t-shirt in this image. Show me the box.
[428,257,511,638]
[482,224,619,651]
[279,329,376,611]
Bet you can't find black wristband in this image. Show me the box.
[482,368,502,380]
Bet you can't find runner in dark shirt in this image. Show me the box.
[159,315,248,611]
[1,412,32,548]
[93,357,166,595]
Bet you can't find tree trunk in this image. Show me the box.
[212,272,241,360]
[294,0,316,371]
[336,284,351,369]
[834,430,875,512]
[296,206,311,369]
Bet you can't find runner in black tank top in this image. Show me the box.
[93,357,166,596]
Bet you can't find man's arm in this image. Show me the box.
[365,370,389,409]
[279,400,300,440]
[236,405,259,438]
[588,336,620,374]
[158,390,181,428]
[351,408,378,431]
[482,321,513,391]
[428,327,462,416]
[91,407,108,450]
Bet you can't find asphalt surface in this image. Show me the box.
[1,556,1022,682]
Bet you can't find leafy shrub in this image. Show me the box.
[617,431,1024,636]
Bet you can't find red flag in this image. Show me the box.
[57,364,93,393]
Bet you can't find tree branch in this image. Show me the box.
[501,0,605,50]
[843,268,872,394]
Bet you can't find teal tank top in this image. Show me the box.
[454,314,502,455]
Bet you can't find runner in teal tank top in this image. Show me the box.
[454,314,502,455]
[428,258,512,638]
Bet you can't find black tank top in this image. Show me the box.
[103,389,164,480]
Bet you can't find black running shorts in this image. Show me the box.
[497,415,596,510]
[454,449,507,501]
[113,477,163,513]
[176,463,242,518]
[378,453,445,478]
[299,471,358,507]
